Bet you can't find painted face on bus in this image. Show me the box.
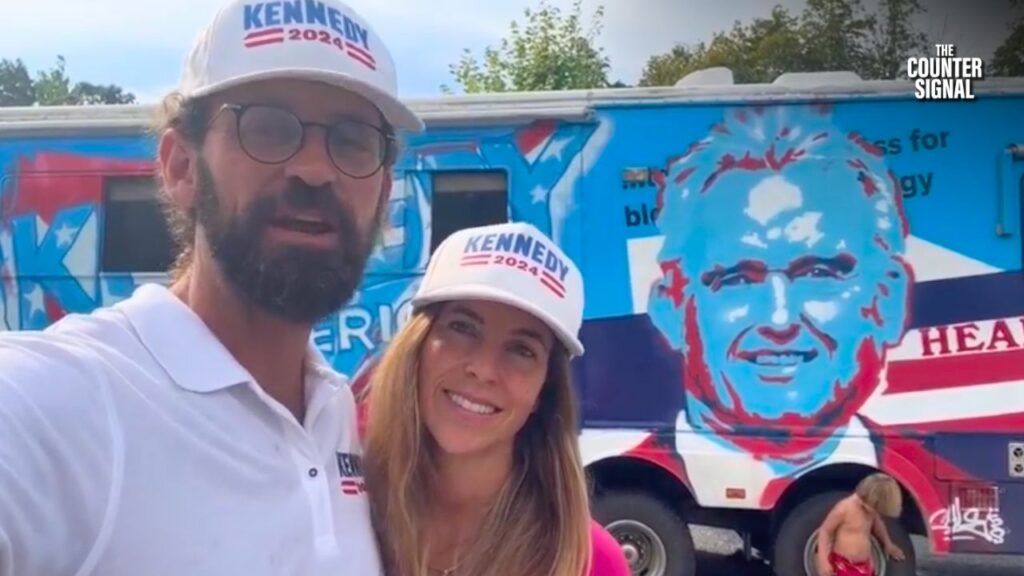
[185,78,392,323]
[417,299,555,460]
[669,161,910,431]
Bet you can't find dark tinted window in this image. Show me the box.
[102,175,174,273]
[430,171,508,253]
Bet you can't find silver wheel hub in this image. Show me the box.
[605,519,668,576]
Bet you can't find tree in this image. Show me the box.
[707,5,807,83]
[31,55,76,106]
[638,6,806,86]
[0,59,34,107]
[0,55,136,106]
[797,0,876,75]
[442,0,613,93]
[638,0,932,86]
[638,43,709,87]
[991,0,1024,76]
[860,0,929,79]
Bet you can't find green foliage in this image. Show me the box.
[637,43,710,87]
[991,0,1024,76]
[798,0,876,75]
[638,0,932,86]
[708,5,807,84]
[0,55,136,106]
[861,0,929,79]
[0,59,34,106]
[441,0,613,94]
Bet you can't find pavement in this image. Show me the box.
[690,526,1024,575]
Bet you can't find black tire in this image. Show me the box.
[772,491,917,576]
[591,490,697,576]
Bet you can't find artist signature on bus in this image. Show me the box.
[929,497,1007,545]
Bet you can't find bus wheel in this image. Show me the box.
[591,490,696,576]
[772,491,917,576]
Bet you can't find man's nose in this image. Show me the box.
[283,127,338,188]
[757,323,800,345]
[768,272,794,326]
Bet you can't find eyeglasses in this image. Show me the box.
[213,103,394,179]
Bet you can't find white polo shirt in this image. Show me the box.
[0,284,382,576]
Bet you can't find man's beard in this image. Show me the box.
[194,159,381,324]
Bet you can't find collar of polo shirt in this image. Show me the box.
[117,284,344,394]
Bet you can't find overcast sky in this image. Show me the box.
[0,0,1018,103]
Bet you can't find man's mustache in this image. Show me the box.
[250,180,351,231]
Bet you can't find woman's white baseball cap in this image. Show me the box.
[177,0,424,133]
[412,222,586,357]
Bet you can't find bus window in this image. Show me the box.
[102,175,174,273]
[430,170,508,253]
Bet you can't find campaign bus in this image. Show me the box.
[2,68,1023,576]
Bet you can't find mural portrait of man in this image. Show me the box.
[646,104,915,475]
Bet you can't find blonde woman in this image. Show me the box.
[816,473,906,576]
[362,221,630,576]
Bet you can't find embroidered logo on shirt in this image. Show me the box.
[336,452,366,496]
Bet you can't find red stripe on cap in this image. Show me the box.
[541,270,564,291]
[244,27,284,39]
[540,276,565,299]
[345,41,376,63]
[245,36,284,48]
[346,49,377,70]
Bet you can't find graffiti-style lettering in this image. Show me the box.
[929,497,1007,545]
[9,205,98,329]
[313,300,415,356]
[338,307,373,351]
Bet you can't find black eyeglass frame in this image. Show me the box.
[210,102,397,179]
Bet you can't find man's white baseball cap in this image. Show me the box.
[178,0,424,133]
[412,222,585,357]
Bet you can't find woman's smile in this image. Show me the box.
[444,389,501,416]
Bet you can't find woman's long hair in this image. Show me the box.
[361,304,592,576]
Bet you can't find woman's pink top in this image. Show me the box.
[588,519,631,576]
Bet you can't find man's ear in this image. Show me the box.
[876,256,912,349]
[158,128,198,213]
